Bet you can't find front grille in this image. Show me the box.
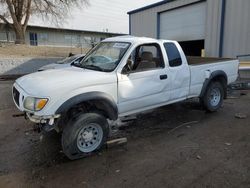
[13,87,20,106]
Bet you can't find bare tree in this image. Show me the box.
[0,0,88,44]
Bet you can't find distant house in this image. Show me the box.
[0,23,124,48]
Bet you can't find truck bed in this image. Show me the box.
[187,57,239,98]
[187,56,235,65]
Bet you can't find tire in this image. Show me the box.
[62,113,109,160]
[202,81,224,112]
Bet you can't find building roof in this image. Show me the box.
[127,0,176,15]
[0,23,125,36]
[26,25,125,35]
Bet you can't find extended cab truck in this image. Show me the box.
[12,36,239,159]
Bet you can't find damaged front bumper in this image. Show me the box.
[26,113,61,124]
[12,82,62,132]
[26,113,61,132]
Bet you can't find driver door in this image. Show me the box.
[117,43,171,115]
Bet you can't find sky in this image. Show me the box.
[29,0,160,34]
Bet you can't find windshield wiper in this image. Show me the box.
[82,64,105,71]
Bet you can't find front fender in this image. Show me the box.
[55,91,118,120]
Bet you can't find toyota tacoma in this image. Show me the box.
[12,36,239,159]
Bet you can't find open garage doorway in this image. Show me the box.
[178,40,204,56]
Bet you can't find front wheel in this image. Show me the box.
[62,113,109,160]
[201,81,224,112]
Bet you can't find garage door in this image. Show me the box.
[159,2,206,41]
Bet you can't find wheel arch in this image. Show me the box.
[200,70,228,99]
[55,92,118,121]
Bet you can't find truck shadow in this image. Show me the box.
[27,99,205,168]
[112,100,205,139]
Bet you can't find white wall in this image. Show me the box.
[25,28,112,47]
[0,24,118,47]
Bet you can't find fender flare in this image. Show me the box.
[199,70,228,98]
[55,92,118,120]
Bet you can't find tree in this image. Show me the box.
[0,0,88,44]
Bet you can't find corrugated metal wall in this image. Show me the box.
[130,0,202,38]
[205,0,250,58]
[204,0,221,57]
[222,0,250,57]
[131,10,157,38]
[130,0,250,58]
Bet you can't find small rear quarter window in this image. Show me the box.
[164,43,182,67]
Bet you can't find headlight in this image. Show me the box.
[24,97,48,111]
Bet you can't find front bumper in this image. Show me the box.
[26,113,61,132]
[12,82,61,127]
[26,113,61,124]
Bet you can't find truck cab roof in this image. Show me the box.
[103,35,176,44]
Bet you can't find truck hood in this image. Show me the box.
[38,63,69,71]
[16,66,116,96]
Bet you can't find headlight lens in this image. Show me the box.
[24,97,48,111]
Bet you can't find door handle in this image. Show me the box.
[160,74,168,80]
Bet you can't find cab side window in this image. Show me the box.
[125,43,164,73]
[164,43,182,67]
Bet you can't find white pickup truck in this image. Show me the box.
[12,36,239,159]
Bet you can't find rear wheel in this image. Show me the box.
[62,113,109,160]
[202,81,224,112]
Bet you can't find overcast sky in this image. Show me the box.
[29,0,159,34]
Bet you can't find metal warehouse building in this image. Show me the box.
[128,0,250,58]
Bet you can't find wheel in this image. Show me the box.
[202,81,224,112]
[62,113,109,160]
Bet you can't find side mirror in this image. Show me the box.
[122,59,133,74]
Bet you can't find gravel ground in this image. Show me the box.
[0,80,249,188]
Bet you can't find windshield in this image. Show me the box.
[79,42,130,72]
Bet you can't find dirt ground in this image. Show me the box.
[0,80,249,188]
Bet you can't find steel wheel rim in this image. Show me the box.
[77,123,103,153]
[209,87,221,107]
